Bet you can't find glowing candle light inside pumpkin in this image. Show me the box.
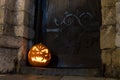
[28,43,51,67]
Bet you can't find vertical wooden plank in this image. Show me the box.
[44,0,101,67]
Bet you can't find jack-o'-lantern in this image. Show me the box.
[28,43,51,67]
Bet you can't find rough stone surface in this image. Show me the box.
[21,67,100,76]
[4,10,34,27]
[102,6,116,26]
[61,76,105,80]
[0,75,118,80]
[0,0,5,6]
[101,48,120,77]
[0,48,18,73]
[116,2,120,14]
[101,49,112,66]
[111,48,120,77]
[3,25,34,39]
[100,25,116,49]
[5,0,35,16]
[115,24,120,47]
[4,9,16,25]
[24,0,35,16]
[116,2,120,25]
[101,0,118,7]
[0,0,34,74]
[115,2,120,47]
[101,49,113,77]
[4,0,16,11]
[101,0,120,77]
[0,6,4,24]
[14,25,34,39]
[0,36,27,48]
[4,0,35,15]
[0,25,3,35]
[116,14,120,25]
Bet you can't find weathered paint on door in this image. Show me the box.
[43,0,101,67]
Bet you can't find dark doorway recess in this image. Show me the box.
[34,0,102,68]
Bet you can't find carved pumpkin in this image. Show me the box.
[28,43,51,67]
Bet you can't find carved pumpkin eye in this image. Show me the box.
[28,43,51,67]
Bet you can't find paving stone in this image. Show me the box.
[0,75,118,80]
[105,78,119,80]
[0,75,62,80]
[20,67,100,76]
[61,76,105,80]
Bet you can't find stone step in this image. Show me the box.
[0,75,117,80]
[20,67,102,77]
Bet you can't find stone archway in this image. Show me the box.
[0,0,120,77]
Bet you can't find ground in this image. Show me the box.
[0,75,118,80]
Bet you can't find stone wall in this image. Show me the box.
[0,0,120,78]
[101,0,120,77]
[0,0,35,73]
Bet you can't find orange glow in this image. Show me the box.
[31,57,47,63]
[28,43,51,67]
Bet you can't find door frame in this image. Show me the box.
[34,0,102,71]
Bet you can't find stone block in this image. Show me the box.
[4,10,33,27]
[24,12,34,27]
[100,25,116,49]
[15,11,33,27]
[4,0,17,11]
[101,49,114,77]
[0,0,5,6]
[111,48,120,77]
[24,0,35,16]
[101,48,120,77]
[116,2,120,25]
[4,9,16,25]
[101,0,118,7]
[0,6,4,24]
[18,39,28,66]
[115,24,120,47]
[0,25,3,35]
[15,0,35,16]
[101,49,112,66]
[3,24,15,36]
[14,25,35,39]
[116,14,120,25]
[61,76,105,80]
[116,2,120,14]
[4,10,20,25]
[0,48,18,73]
[106,78,118,80]
[112,48,120,67]
[3,24,34,39]
[0,36,23,48]
[102,6,116,26]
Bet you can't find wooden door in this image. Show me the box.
[41,0,101,67]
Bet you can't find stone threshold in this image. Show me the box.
[0,75,118,80]
[20,67,102,76]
